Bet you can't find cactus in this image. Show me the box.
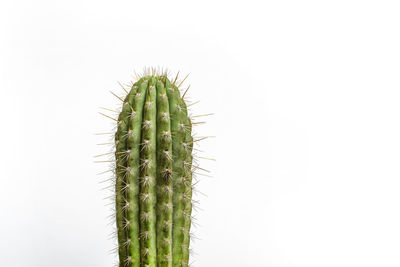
[111,72,195,267]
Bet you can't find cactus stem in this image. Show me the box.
[102,72,206,267]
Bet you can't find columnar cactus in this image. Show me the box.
[113,73,194,267]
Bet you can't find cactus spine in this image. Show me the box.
[114,73,194,267]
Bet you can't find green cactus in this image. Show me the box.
[112,72,194,267]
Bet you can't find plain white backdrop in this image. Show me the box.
[1,0,400,266]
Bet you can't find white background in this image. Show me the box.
[1,0,400,266]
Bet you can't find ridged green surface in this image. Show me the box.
[115,75,193,267]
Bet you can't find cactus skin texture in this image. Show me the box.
[114,74,193,267]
